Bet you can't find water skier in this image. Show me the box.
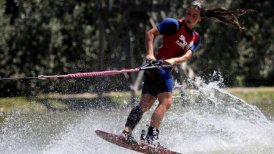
[121,0,250,146]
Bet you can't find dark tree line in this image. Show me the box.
[0,0,273,96]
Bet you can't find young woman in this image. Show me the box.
[120,0,250,146]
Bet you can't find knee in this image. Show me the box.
[158,100,172,111]
[158,92,173,110]
[139,104,150,112]
[165,100,172,110]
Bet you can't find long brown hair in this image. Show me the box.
[190,0,253,32]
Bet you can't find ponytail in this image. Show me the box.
[202,8,253,32]
[190,0,253,32]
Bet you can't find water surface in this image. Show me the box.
[1,87,274,154]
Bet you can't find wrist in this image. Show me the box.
[165,59,175,65]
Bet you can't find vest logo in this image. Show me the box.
[176,35,188,49]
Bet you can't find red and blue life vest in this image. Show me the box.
[156,18,201,60]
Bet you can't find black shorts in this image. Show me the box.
[142,67,173,97]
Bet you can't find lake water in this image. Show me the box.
[1,85,274,154]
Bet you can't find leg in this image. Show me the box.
[145,92,172,145]
[150,92,173,128]
[124,94,156,133]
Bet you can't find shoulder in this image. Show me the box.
[160,18,180,25]
[193,30,200,37]
[192,30,201,43]
[157,18,180,35]
[193,30,201,43]
[189,30,202,53]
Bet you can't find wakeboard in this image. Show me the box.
[95,129,181,154]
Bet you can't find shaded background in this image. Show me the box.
[0,0,273,96]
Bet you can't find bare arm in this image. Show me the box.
[145,27,160,61]
[164,50,193,65]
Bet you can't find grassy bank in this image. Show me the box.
[0,87,274,116]
[0,97,47,123]
[0,97,47,113]
[0,92,134,117]
[227,87,274,104]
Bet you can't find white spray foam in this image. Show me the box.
[1,73,274,154]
